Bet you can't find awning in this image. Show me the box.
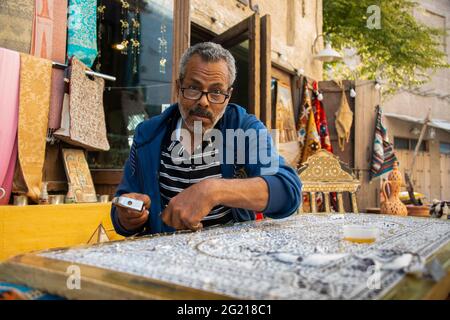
[384,112,450,133]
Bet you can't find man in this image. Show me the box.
[111,42,301,236]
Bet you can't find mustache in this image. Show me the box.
[189,106,213,120]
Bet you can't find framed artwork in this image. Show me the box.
[274,80,301,167]
[62,148,97,203]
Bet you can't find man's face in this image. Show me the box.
[177,54,233,133]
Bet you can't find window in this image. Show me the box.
[410,139,427,152]
[394,137,409,150]
[88,0,175,170]
[394,137,427,152]
[440,142,450,155]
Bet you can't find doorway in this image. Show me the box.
[190,23,250,111]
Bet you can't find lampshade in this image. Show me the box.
[314,41,342,62]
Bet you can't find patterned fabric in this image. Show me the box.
[370,106,398,180]
[16,53,52,201]
[313,81,333,153]
[335,80,354,152]
[31,0,67,62]
[67,0,97,67]
[0,282,63,300]
[0,48,20,205]
[0,0,34,53]
[54,57,109,151]
[301,104,321,164]
[31,0,53,59]
[30,0,68,131]
[296,79,311,154]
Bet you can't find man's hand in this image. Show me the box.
[116,193,150,233]
[161,179,217,231]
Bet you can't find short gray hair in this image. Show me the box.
[179,42,236,87]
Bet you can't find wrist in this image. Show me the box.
[204,178,224,207]
[117,211,146,233]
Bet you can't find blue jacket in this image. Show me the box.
[111,103,302,236]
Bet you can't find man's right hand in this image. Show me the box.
[116,193,151,232]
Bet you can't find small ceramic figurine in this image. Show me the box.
[380,162,408,216]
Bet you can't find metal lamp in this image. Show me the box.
[312,34,342,62]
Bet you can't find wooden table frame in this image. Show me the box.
[1,223,449,300]
[0,233,233,300]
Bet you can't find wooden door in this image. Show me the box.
[396,150,432,202]
[212,13,261,118]
[353,80,380,210]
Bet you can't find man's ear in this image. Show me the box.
[227,87,234,101]
[175,79,181,97]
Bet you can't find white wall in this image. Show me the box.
[383,0,450,123]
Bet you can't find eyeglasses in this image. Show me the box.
[180,87,231,104]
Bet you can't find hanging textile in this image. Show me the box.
[47,69,66,132]
[312,81,333,153]
[30,0,68,131]
[31,0,67,62]
[312,81,338,211]
[370,105,398,180]
[54,57,110,151]
[334,80,353,152]
[16,53,52,202]
[1,141,18,205]
[0,0,34,53]
[31,0,53,60]
[301,105,322,164]
[296,79,311,150]
[0,48,21,205]
[67,0,98,67]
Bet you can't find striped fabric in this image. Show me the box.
[129,141,137,177]
[159,118,233,227]
[370,106,398,180]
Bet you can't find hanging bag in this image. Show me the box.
[54,57,110,151]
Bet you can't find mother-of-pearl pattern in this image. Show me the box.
[41,214,450,300]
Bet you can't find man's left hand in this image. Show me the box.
[161,179,218,231]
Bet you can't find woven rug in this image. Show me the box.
[41,214,450,300]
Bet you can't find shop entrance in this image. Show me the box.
[190,23,250,111]
[189,13,271,127]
